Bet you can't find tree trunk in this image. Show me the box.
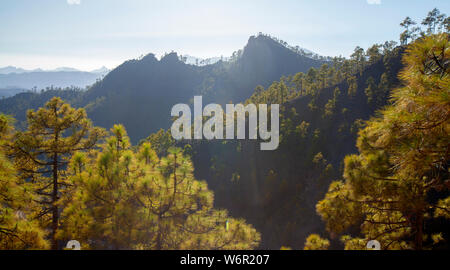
[51,152,59,250]
[156,214,162,250]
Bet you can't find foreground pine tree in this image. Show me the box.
[59,125,260,250]
[12,97,105,250]
[314,33,449,250]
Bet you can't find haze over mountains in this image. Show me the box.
[0,65,110,74]
[0,66,110,98]
[0,35,325,101]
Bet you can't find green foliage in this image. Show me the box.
[367,44,382,64]
[0,115,48,249]
[59,125,260,250]
[295,121,310,138]
[316,33,450,250]
[364,76,377,106]
[246,46,387,107]
[0,102,261,250]
[313,152,326,165]
[304,234,330,250]
[347,76,358,97]
[400,8,448,45]
[11,97,105,249]
[142,128,175,157]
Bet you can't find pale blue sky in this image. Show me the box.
[0,0,448,70]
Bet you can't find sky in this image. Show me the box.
[0,0,449,71]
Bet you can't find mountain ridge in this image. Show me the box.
[0,34,327,142]
[80,34,327,142]
[0,66,111,74]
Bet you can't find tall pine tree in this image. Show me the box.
[12,97,104,249]
[315,33,449,250]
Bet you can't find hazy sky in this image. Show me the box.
[0,0,448,71]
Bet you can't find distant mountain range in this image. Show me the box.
[0,66,110,97]
[0,66,110,75]
[0,66,42,74]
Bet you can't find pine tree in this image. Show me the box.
[347,76,358,97]
[135,146,260,250]
[422,8,445,35]
[304,234,330,250]
[316,33,449,250]
[350,46,366,75]
[143,128,175,157]
[60,125,260,250]
[364,76,378,106]
[12,97,104,249]
[400,17,417,45]
[366,44,382,64]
